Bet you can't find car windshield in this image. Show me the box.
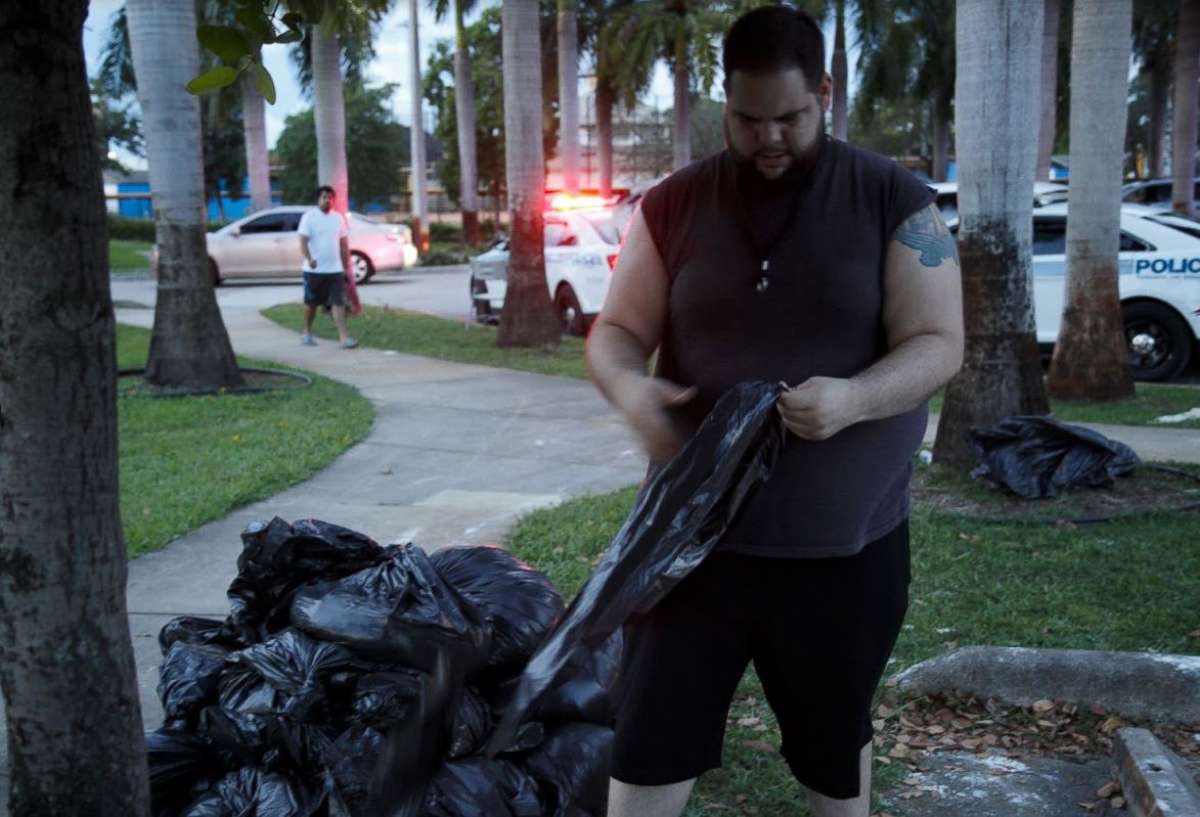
[581,213,620,244]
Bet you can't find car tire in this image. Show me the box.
[555,284,586,337]
[351,251,374,284]
[209,258,221,287]
[1122,301,1193,382]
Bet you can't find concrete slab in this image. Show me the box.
[1114,728,1200,817]
[891,647,1200,723]
[881,750,1114,817]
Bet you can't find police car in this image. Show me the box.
[469,202,619,335]
[1029,203,1200,380]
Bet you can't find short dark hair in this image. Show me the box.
[316,185,335,198]
[723,6,826,92]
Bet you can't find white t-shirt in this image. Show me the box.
[297,208,349,274]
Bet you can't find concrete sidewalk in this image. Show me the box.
[2,301,1199,812]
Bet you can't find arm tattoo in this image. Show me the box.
[894,204,959,267]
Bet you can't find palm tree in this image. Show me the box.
[1173,0,1199,215]
[241,70,271,211]
[856,0,956,180]
[101,3,272,213]
[1132,0,1175,179]
[932,0,1047,467]
[432,0,483,243]
[127,0,243,388]
[603,1,734,171]
[795,0,863,141]
[408,0,430,248]
[579,0,644,197]
[1,3,152,814]
[500,0,560,347]
[312,21,349,209]
[1036,0,1063,180]
[558,0,581,192]
[1046,0,1136,399]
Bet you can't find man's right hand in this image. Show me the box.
[307,256,317,270]
[612,375,697,464]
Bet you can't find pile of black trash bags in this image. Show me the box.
[146,518,619,817]
[146,380,790,817]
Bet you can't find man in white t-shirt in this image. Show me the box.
[297,185,357,349]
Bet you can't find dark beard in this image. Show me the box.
[722,119,824,188]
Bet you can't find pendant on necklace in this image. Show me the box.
[755,259,770,293]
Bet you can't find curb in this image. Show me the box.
[889,646,1200,723]
[1114,728,1200,817]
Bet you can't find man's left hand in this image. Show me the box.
[776,377,863,440]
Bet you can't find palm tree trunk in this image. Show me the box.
[499,0,559,347]
[596,74,615,198]
[128,0,242,389]
[557,0,580,193]
[0,4,151,814]
[831,0,848,141]
[409,0,429,250]
[312,22,349,209]
[455,0,480,244]
[1036,0,1061,180]
[932,94,950,181]
[1172,0,1199,215]
[1046,0,1135,399]
[672,29,690,170]
[241,70,271,212]
[933,0,1048,467]
[1148,62,1167,178]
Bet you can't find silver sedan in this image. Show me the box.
[200,206,418,285]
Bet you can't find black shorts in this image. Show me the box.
[303,272,345,307]
[611,519,911,800]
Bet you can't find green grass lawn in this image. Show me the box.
[110,239,152,270]
[263,305,1200,429]
[263,303,587,379]
[117,323,373,557]
[506,482,1200,816]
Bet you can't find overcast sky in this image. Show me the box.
[83,0,857,169]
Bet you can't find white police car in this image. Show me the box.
[469,206,619,335]
[1029,203,1200,380]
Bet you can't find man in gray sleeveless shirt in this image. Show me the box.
[586,7,963,817]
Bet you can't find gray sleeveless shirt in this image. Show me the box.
[640,137,935,558]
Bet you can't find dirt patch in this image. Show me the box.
[911,461,1200,524]
[117,367,310,399]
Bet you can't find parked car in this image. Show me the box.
[469,208,620,335]
[193,206,417,285]
[1024,204,1200,381]
[611,176,668,240]
[1121,177,1200,214]
[930,180,1070,225]
[1121,203,1200,241]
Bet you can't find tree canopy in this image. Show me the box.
[273,84,415,208]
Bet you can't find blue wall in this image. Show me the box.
[117,178,282,222]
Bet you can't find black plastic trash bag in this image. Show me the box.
[320,726,387,817]
[350,670,423,729]
[422,757,542,817]
[970,415,1141,498]
[290,543,490,675]
[487,381,785,753]
[145,729,227,815]
[222,629,369,721]
[521,723,613,817]
[198,707,275,767]
[529,631,622,726]
[429,545,565,671]
[229,518,388,643]
[448,687,493,759]
[160,616,244,655]
[179,767,317,817]
[159,642,230,726]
